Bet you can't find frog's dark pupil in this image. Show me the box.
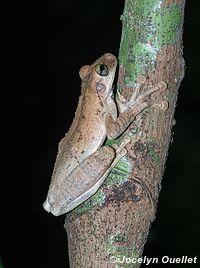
[95,64,108,76]
[99,64,108,76]
[100,64,106,72]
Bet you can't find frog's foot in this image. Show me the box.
[124,79,168,115]
[111,136,156,213]
[117,75,147,112]
[132,80,167,106]
[132,176,155,213]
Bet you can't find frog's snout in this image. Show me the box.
[105,53,117,64]
[105,53,115,59]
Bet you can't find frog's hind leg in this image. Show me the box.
[59,135,131,213]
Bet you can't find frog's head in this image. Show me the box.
[79,53,117,100]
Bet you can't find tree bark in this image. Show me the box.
[65,0,185,267]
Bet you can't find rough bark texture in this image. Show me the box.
[65,0,185,267]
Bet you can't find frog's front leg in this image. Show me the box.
[105,76,167,139]
[43,136,130,216]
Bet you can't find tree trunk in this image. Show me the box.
[65,0,185,267]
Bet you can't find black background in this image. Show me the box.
[2,1,200,267]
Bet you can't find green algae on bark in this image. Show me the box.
[118,1,184,88]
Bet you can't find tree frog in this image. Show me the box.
[43,53,167,216]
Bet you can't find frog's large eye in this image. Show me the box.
[95,64,109,76]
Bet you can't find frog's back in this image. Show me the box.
[51,91,106,187]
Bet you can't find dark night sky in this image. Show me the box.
[2,1,200,268]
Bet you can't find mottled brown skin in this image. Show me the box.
[43,53,167,216]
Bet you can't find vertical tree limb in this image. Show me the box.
[65,0,185,267]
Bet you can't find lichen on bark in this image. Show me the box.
[65,1,185,267]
